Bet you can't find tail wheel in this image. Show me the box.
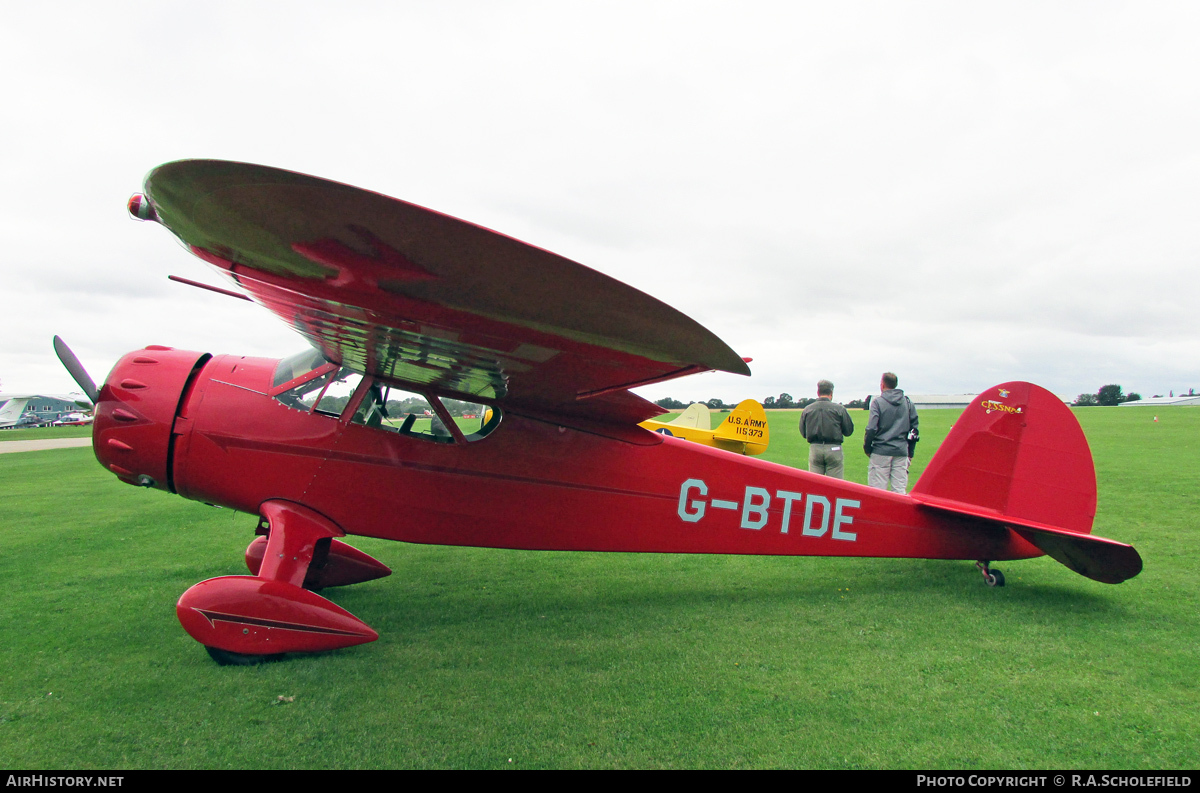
[975,561,1006,588]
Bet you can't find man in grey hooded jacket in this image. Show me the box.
[863,372,919,494]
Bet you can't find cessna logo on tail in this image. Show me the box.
[677,478,860,540]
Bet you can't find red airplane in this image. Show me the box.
[56,160,1142,665]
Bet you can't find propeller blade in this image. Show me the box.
[52,336,99,404]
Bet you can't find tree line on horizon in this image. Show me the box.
[1073,385,1142,407]
[657,384,1199,412]
[654,393,869,411]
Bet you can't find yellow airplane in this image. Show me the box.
[639,399,770,455]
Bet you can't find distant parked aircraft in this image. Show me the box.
[639,400,769,455]
[53,412,94,426]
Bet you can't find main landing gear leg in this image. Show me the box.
[975,560,1006,588]
[244,527,391,590]
[176,500,382,664]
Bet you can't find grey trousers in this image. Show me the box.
[808,443,845,479]
[868,453,909,494]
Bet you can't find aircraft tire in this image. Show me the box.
[986,569,1006,588]
[205,646,284,666]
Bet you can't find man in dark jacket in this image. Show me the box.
[799,380,855,478]
[863,372,919,494]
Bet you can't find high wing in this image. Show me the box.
[141,160,749,432]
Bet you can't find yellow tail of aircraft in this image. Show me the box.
[640,399,769,455]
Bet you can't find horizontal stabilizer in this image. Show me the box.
[1011,525,1142,585]
[913,494,1143,584]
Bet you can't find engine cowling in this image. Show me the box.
[92,346,208,490]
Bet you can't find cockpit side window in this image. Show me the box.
[443,398,503,442]
[350,384,501,443]
[313,369,364,416]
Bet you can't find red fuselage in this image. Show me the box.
[93,346,1041,565]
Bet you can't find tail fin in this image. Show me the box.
[713,399,770,455]
[666,402,713,430]
[911,382,1141,583]
[913,383,1096,533]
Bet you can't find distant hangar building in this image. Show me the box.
[907,394,977,410]
[904,393,1075,410]
[1119,395,1200,407]
[0,394,84,428]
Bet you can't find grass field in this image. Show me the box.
[0,425,93,441]
[0,407,1196,769]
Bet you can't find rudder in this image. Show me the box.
[912,383,1096,535]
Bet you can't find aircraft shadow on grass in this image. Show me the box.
[324,558,1131,642]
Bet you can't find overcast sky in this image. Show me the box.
[3,2,1197,405]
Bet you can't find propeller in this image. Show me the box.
[52,336,100,404]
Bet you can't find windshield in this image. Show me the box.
[275,367,363,415]
[273,349,331,388]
